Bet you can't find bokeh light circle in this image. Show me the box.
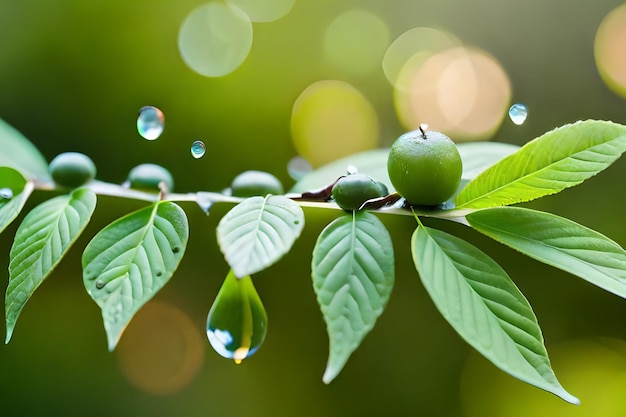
[291,80,379,167]
[117,301,205,395]
[178,2,253,77]
[323,9,390,76]
[382,27,461,91]
[394,46,511,141]
[461,338,626,417]
[595,4,626,98]
[226,0,295,22]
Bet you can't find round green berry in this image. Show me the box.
[387,129,462,206]
[230,170,284,197]
[331,173,386,211]
[127,163,174,192]
[49,152,96,188]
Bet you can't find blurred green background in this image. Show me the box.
[2,0,626,416]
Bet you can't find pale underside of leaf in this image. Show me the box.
[82,201,188,350]
[5,188,97,342]
[217,195,304,278]
[0,118,51,181]
[412,225,578,404]
[312,211,394,383]
[456,120,626,209]
[467,206,626,299]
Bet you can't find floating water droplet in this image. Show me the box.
[191,140,206,159]
[0,188,13,199]
[95,279,106,289]
[508,103,528,125]
[206,271,267,364]
[287,156,313,181]
[346,165,358,175]
[137,106,165,140]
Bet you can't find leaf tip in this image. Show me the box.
[322,367,338,384]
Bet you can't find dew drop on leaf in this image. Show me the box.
[95,279,105,289]
[508,103,528,125]
[206,271,267,364]
[190,140,206,159]
[137,106,165,140]
[0,187,13,199]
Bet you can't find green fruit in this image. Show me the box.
[127,163,174,192]
[387,129,462,206]
[331,173,386,211]
[49,152,96,188]
[231,170,284,197]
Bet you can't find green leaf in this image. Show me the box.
[311,211,394,383]
[412,224,578,404]
[217,195,305,278]
[455,120,626,209]
[82,201,188,350]
[289,142,520,193]
[467,206,626,299]
[0,167,33,236]
[5,188,97,342]
[0,119,51,180]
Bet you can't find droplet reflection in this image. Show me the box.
[137,106,165,140]
[191,140,206,159]
[206,271,267,364]
[508,103,528,125]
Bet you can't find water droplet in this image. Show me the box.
[0,188,13,199]
[419,123,429,132]
[190,140,206,159]
[206,271,267,364]
[346,165,358,175]
[95,279,106,289]
[195,192,214,215]
[508,103,528,125]
[137,106,165,140]
[287,156,313,181]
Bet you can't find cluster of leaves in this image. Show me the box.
[2,118,626,405]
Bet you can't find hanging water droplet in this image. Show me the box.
[137,106,165,140]
[191,140,206,159]
[0,188,13,199]
[95,279,106,289]
[346,164,358,175]
[206,270,267,364]
[508,103,528,125]
[287,156,313,181]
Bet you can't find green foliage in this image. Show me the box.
[412,222,578,404]
[456,120,626,208]
[0,167,32,235]
[3,118,626,404]
[311,211,394,383]
[217,195,304,278]
[5,188,96,342]
[82,201,188,350]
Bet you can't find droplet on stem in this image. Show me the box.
[137,106,165,140]
[508,103,528,125]
[206,271,267,364]
[190,140,206,159]
[346,165,358,175]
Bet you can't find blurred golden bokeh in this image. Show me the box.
[595,4,626,98]
[117,301,205,395]
[394,46,511,141]
[290,80,379,167]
